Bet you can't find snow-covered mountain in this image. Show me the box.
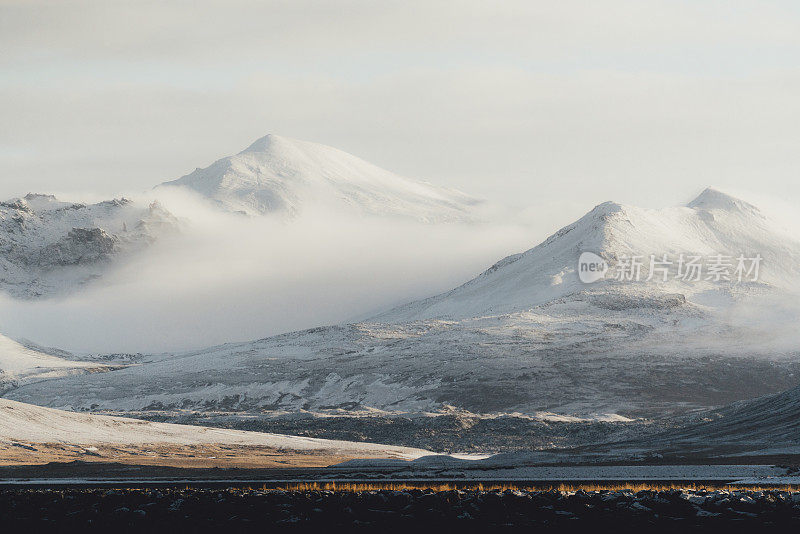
[0,194,178,298]
[6,189,800,422]
[376,187,799,322]
[159,134,483,221]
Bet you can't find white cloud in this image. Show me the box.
[0,189,539,352]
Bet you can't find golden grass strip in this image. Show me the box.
[268,481,800,493]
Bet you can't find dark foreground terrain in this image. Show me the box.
[2,486,799,532]
[133,410,656,453]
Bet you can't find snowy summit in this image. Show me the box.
[377,188,798,321]
[160,134,484,221]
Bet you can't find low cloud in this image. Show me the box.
[0,189,539,353]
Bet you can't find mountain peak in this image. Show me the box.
[240,133,286,153]
[375,188,794,322]
[160,134,482,221]
[687,188,757,213]
[587,201,626,218]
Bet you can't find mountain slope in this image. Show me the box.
[630,382,800,457]
[7,189,799,421]
[0,194,178,298]
[160,134,483,221]
[0,334,106,395]
[0,398,429,465]
[516,382,800,464]
[376,188,799,322]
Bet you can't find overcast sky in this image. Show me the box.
[2,1,800,220]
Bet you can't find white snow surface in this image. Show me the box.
[0,398,428,458]
[0,334,105,394]
[0,194,178,298]
[159,134,483,221]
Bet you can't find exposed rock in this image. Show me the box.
[0,194,178,298]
